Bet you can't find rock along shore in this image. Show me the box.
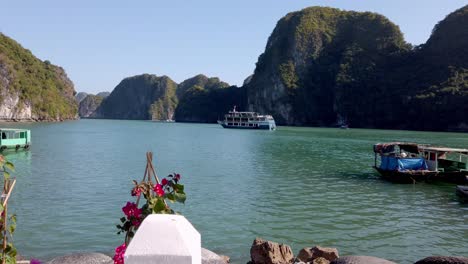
[25,237,468,264]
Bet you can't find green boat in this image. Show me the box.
[0,128,31,151]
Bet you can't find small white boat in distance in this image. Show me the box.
[217,106,276,130]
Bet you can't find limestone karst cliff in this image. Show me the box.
[0,33,77,121]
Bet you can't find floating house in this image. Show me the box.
[373,142,468,184]
[0,128,31,151]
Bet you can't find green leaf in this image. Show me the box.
[166,193,176,203]
[174,192,186,204]
[173,183,184,192]
[153,198,166,213]
[120,217,126,223]
[3,171,10,180]
[4,161,14,172]
[8,223,15,234]
[10,214,16,223]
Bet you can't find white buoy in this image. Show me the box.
[124,214,201,264]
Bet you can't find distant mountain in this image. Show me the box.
[77,91,110,118]
[0,33,77,121]
[75,92,88,103]
[92,74,237,122]
[403,5,468,131]
[93,74,177,120]
[79,94,104,118]
[174,75,245,123]
[176,74,229,98]
[96,91,110,98]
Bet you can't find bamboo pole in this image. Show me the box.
[147,152,167,207]
[1,178,15,264]
[2,179,16,208]
[2,201,6,264]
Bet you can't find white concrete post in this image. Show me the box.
[124,214,201,264]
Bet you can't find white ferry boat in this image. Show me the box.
[217,107,276,130]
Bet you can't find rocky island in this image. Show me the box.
[0,33,77,121]
[245,5,468,130]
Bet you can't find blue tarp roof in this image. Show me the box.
[380,156,428,171]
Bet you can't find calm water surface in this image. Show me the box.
[2,120,467,263]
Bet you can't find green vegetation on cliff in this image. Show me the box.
[95,74,237,122]
[175,85,246,123]
[174,75,240,122]
[176,74,229,98]
[248,6,410,125]
[0,33,77,120]
[94,74,178,120]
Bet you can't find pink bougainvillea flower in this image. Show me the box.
[30,259,42,264]
[174,173,181,181]
[122,202,142,219]
[153,184,165,197]
[131,187,141,197]
[161,178,168,186]
[113,243,126,264]
[131,218,141,227]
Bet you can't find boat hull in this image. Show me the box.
[374,167,468,184]
[218,121,275,130]
[0,144,30,152]
[374,167,436,183]
[456,185,468,203]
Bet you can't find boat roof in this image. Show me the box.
[373,142,468,154]
[419,146,468,154]
[373,142,421,154]
[374,142,420,147]
[227,111,271,116]
[228,111,258,114]
[0,128,30,132]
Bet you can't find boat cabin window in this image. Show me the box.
[1,131,23,139]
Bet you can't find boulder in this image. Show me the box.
[313,257,331,264]
[414,256,468,264]
[46,252,113,264]
[297,246,339,263]
[250,237,294,264]
[202,248,229,264]
[296,248,314,263]
[220,255,231,263]
[331,256,396,264]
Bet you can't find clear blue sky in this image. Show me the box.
[1,0,467,94]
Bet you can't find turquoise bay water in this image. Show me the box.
[2,120,467,263]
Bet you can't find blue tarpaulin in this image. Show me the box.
[380,156,428,171]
